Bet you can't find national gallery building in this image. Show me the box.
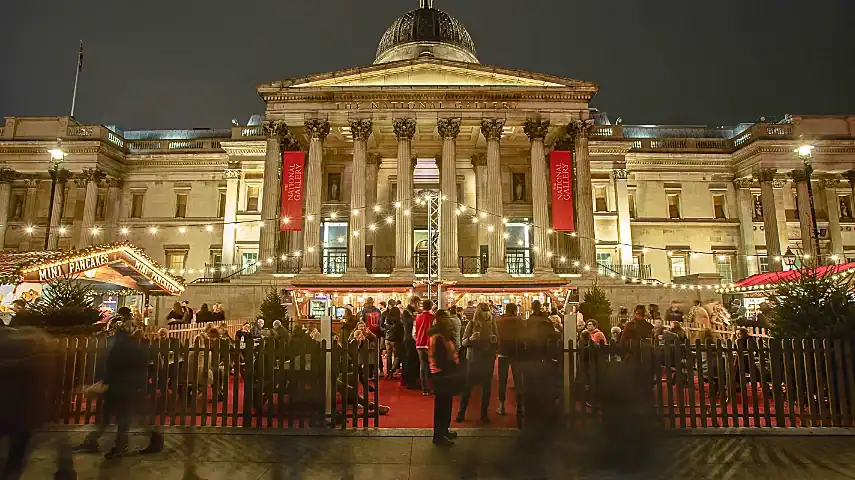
[2,1,855,319]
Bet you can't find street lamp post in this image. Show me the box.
[796,145,822,262]
[44,140,66,249]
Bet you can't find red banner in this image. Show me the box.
[550,150,575,231]
[280,151,304,231]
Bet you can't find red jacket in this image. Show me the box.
[414,311,434,349]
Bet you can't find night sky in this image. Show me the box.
[1,0,852,130]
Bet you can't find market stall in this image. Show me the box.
[0,242,184,322]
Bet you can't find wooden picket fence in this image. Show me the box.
[50,336,379,429]
[563,338,855,428]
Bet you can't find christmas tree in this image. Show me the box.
[578,284,613,333]
[258,288,287,328]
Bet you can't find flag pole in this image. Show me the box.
[70,41,83,118]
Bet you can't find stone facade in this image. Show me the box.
[3,3,855,320]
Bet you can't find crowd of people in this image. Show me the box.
[165,300,227,324]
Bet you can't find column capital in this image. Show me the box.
[611,169,628,181]
[480,118,505,141]
[790,168,811,183]
[393,118,416,140]
[0,168,19,184]
[80,168,106,185]
[349,119,374,141]
[523,118,550,140]
[756,167,777,183]
[223,168,242,180]
[105,177,124,189]
[23,178,39,188]
[552,135,575,151]
[367,153,382,166]
[304,119,331,141]
[566,119,595,139]
[846,169,855,186]
[437,117,461,139]
[471,153,487,167]
[280,136,301,152]
[261,120,289,139]
[55,169,71,185]
[733,177,754,189]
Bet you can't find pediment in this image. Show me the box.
[260,58,593,90]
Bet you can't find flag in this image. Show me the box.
[77,41,83,72]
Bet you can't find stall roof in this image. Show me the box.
[732,262,855,291]
[0,242,184,295]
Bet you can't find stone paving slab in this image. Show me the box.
[4,430,855,479]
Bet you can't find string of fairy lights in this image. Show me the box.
[18,189,824,290]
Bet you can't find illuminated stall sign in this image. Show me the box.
[37,252,114,282]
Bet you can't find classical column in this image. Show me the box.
[757,168,782,271]
[471,153,488,248]
[366,153,381,247]
[480,118,505,272]
[259,120,289,266]
[392,118,416,274]
[567,119,596,266]
[221,163,241,265]
[612,168,634,267]
[524,119,550,272]
[104,178,123,242]
[0,169,19,249]
[23,178,38,225]
[77,168,105,248]
[47,170,70,250]
[733,178,759,277]
[821,177,844,258]
[791,168,816,258]
[348,119,373,271]
[438,118,461,272]
[302,119,330,273]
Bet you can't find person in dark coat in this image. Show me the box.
[195,303,215,323]
[75,324,163,458]
[400,296,422,390]
[383,304,404,378]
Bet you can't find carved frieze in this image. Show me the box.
[349,119,374,141]
[480,118,505,141]
[304,119,331,141]
[436,118,461,139]
[223,169,242,180]
[393,118,416,140]
[819,177,839,189]
[523,119,550,141]
[611,169,628,181]
[732,177,754,189]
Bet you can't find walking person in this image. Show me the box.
[495,302,525,421]
[428,309,461,446]
[75,323,163,458]
[415,299,436,396]
[383,305,404,379]
[456,303,498,424]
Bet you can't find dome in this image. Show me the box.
[375,1,478,64]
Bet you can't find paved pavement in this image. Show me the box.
[5,428,855,479]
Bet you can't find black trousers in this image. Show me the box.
[497,356,522,407]
[1,431,31,476]
[459,359,494,416]
[433,392,453,441]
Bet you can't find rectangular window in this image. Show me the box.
[246,186,260,212]
[712,194,726,219]
[594,186,608,212]
[669,255,687,279]
[165,251,186,273]
[175,193,188,218]
[390,183,398,204]
[9,193,25,220]
[628,193,636,219]
[217,191,227,218]
[839,195,852,219]
[667,193,681,219]
[758,255,770,274]
[511,173,526,202]
[596,251,613,275]
[717,255,734,284]
[130,193,144,218]
[95,193,106,221]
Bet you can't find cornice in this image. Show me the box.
[589,140,634,156]
[220,140,266,157]
[262,90,593,104]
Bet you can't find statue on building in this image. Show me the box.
[512,173,525,202]
[753,195,763,218]
[327,173,341,201]
[841,198,852,219]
